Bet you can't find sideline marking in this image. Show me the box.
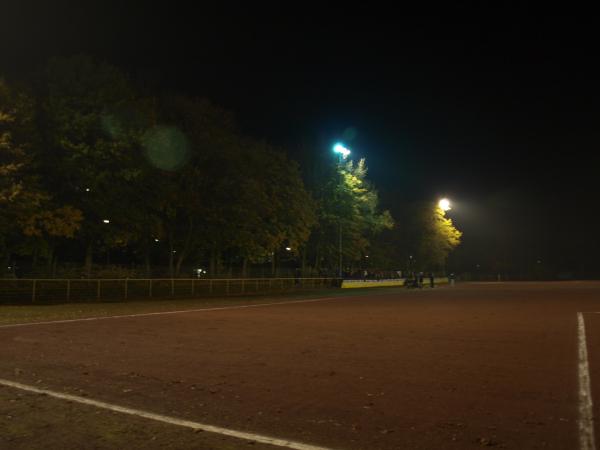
[578,312,596,450]
[0,296,339,329]
[0,378,332,450]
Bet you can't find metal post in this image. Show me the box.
[339,221,342,279]
[66,279,71,302]
[32,279,37,303]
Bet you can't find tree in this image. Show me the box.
[138,94,240,277]
[414,203,462,271]
[1,78,82,275]
[339,158,394,260]
[305,154,393,274]
[224,139,316,276]
[41,56,141,276]
[4,57,398,279]
[140,95,317,277]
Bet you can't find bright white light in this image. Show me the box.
[102,219,110,224]
[85,188,90,192]
[333,143,351,159]
[285,247,292,251]
[154,238,159,242]
[438,198,451,211]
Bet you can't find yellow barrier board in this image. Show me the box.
[341,278,449,289]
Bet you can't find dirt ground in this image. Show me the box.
[1,282,599,449]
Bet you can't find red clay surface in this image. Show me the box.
[2,281,600,449]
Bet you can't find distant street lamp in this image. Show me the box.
[438,198,451,212]
[102,219,110,224]
[332,142,352,278]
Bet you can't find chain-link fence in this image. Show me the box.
[0,278,340,305]
[2,263,341,280]
[2,262,409,281]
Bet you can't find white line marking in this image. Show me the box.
[0,378,333,450]
[578,312,596,450]
[0,296,338,329]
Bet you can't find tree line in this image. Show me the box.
[0,55,460,279]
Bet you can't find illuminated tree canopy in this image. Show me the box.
[0,56,461,278]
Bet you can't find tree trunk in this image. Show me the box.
[227,257,233,278]
[144,243,151,278]
[301,247,307,277]
[1,249,9,278]
[84,242,93,278]
[51,254,58,278]
[174,218,194,277]
[168,229,176,278]
[209,248,217,277]
[242,257,248,278]
[175,251,186,277]
[32,247,39,271]
[270,252,275,276]
[46,244,55,277]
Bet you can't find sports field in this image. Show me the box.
[1,282,599,449]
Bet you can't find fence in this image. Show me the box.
[0,278,340,305]
[3,264,340,280]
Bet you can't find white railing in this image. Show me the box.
[0,278,340,304]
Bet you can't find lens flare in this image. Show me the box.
[142,126,190,171]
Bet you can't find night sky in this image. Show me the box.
[1,8,599,276]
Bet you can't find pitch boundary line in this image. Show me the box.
[0,378,333,450]
[578,312,596,450]
[0,296,338,329]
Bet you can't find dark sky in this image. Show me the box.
[1,7,599,275]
